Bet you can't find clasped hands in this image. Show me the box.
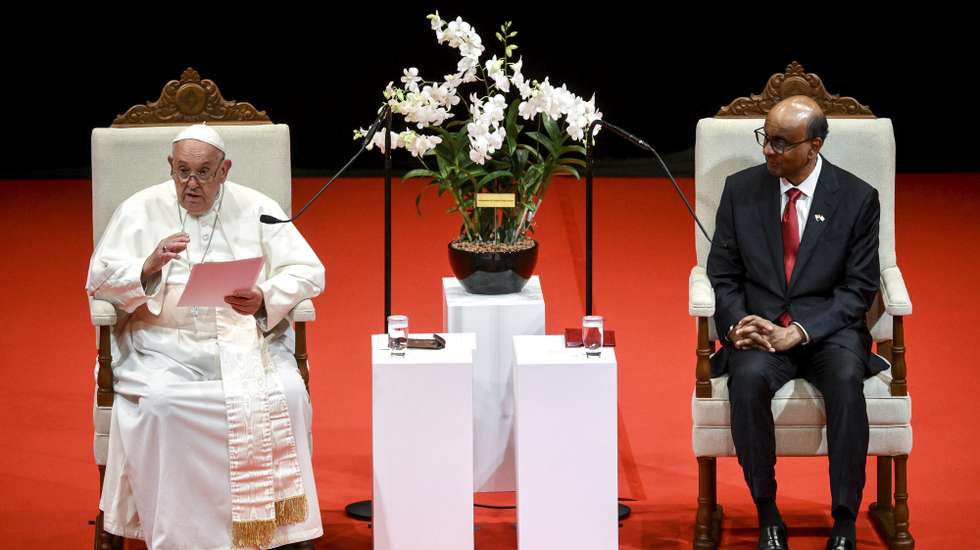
[728,315,805,352]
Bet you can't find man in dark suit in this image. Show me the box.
[707,96,883,550]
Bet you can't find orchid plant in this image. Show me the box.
[355,13,602,247]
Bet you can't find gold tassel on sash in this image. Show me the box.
[231,519,277,548]
[276,495,308,526]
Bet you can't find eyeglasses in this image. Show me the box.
[754,127,811,155]
[172,165,220,184]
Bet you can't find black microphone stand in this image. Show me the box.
[344,106,394,523]
[260,104,393,523]
[584,118,713,522]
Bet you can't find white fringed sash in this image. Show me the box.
[145,286,308,547]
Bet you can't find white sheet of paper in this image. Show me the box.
[177,257,265,307]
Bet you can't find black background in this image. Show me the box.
[3,7,971,178]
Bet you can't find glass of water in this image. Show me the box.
[387,315,409,356]
[582,315,603,357]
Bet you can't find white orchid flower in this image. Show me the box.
[363,13,600,170]
[485,55,510,92]
[510,57,532,99]
[401,68,422,93]
[367,129,404,153]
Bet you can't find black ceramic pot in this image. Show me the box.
[448,240,538,294]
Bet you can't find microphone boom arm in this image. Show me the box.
[583,118,713,315]
[260,105,393,225]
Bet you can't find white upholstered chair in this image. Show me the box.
[89,68,315,549]
[688,63,914,549]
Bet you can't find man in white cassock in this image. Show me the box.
[87,124,324,549]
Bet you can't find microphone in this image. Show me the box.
[586,119,728,249]
[360,109,388,149]
[261,105,392,225]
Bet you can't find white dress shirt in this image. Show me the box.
[779,154,822,243]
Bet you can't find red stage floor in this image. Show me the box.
[1,173,977,548]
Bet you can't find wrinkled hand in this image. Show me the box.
[730,315,805,352]
[766,324,805,352]
[730,315,775,352]
[143,233,190,278]
[225,286,264,316]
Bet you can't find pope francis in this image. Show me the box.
[86,124,324,549]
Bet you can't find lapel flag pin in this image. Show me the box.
[814,214,826,222]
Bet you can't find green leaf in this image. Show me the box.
[554,165,582,179]
[526,131,559,158]
[559,158,588,168]
[505,98,522,155]
[486,158,510,172]
[478,170,515,188]
[542,114,562,142]
[559,144,587,157]
[402,168,438,181]
[518,144,543,162]
[496,32,504,42]
[435,153,451,176]
[513,148,530,176]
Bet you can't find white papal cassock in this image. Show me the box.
[87,180,325,549]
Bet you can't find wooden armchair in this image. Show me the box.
[89,68,315,550]
[688,62,914,549]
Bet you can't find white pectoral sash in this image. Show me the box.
[217,310,307,548]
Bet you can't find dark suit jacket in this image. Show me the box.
[707,158,886,376]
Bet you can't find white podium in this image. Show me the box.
[442,276,546,492]
[513,335,618,550]
[372,333,476,550]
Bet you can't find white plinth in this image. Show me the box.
[443,276,546,492]
[372,333,476,550]
[513,335,618,550]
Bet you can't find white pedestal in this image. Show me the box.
[443,276,546,492]
[372,333,476,550]
[513,335,618,550]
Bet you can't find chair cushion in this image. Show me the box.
[692,424,912,457]
[692,366,912,457]
[93,398,112,465]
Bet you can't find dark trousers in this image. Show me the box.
[727,343,870,516]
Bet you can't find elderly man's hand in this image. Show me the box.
[730,315,775,352]
[766,324,806,352]
[730,316,806,353]
[142,232,190,278]
[225,286,264,316]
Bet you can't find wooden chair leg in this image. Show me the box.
[694,456,721,549]
[870,455,914,549]
[294,321,310,393]
[95,465,123,550]
[875,456,893,512]
[891,455,914,548]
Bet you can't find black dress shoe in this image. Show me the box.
[826,536,854,550]
[758,524,789,549]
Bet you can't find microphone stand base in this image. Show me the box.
[345,500,372,522]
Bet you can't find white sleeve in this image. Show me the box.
[255,201,325,329]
